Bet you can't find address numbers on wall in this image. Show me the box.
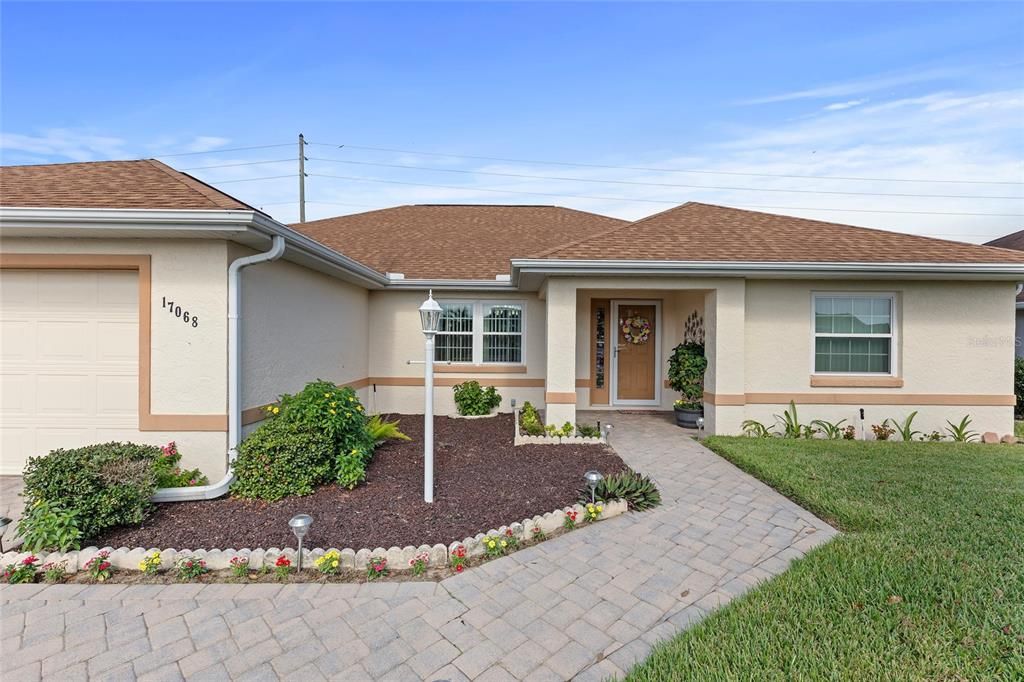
[162,296,199,328]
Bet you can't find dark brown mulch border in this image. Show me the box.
[95,414,625,551]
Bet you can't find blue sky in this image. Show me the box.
[2,2,1022,240]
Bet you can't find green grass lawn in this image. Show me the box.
[625,438,1024,681]
[1015,419,1024,440]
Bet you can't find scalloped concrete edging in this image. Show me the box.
[0,499,628,575]
[512,408,611,446]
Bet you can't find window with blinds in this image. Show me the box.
[435,300,525,364]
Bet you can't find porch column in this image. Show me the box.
[544,279,578,426]
[704,282,746,434]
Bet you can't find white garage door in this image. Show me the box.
[0,270,139,475]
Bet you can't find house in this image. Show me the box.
[2,159,1022,482]
[985,230,1024,357]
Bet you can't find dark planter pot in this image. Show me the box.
[674,406,703,428]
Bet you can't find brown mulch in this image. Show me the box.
[95,413,625,551]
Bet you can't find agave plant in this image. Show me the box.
[889,411,921,442]
[578,468,661,511]
[810,418,847,440]
[945,415,979,443]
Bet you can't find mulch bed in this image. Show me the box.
[95,413,625,551]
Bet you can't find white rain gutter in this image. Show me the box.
[152,235,286,502]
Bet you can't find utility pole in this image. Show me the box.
[298,133,307,223]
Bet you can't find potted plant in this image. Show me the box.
[668,342,707,428]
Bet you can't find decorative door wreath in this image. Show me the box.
[621,316,652,344]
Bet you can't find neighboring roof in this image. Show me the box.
[536,202,1024,265]
[292,204,628,279]
[985,230,1024,252]
[0,159,256,211]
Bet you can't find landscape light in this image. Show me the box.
[288,514,313,571]
[584,470,604,504]
[0,517,10,553]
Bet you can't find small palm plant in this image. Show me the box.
[889,411,921,442]
[774,401,803,438]
[741,420,772,438]
[811,418,847,440]
[945,415,979,443]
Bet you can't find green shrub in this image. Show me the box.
[1015,357,1024,417]
[22,442,162,539]
[367,414,411,446]
[576,423,601,438]
[453,381,501,416]
[519,401,545,436]
[667,343,707,409]
[153,441,209,488]
[16,500,82,553]
[579,468,661,511]
[545,422,574,437]
[275,381,375,465]
[232,418,335,500]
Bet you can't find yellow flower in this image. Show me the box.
[331,402,337,407]
[357,405,363,412]
[500,541,508,548]
[332,560,339,567]
[330,409,336,414]
[488,540,496,548]
[597,505,603,512]
[324,393,330,397]
[272,406,280,414]
[138,561,146,570]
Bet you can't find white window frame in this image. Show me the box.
[810,292,898,377]
[436,299,527,365]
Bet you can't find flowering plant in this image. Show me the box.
[175,556,209,581]
[531,526,546,542]
[366,556,388,580]
[409,551,430,577]
[3,556,39,584]
[584,502,603,522]
[450,545,467,573]
[154,441,209,488]
[85,551,113,582]
[563,509,579,530]
[139,550,162,575]
[274,554,292,579]
[230,556,249,578]
[315,550,342,576]
[42,560,68,583]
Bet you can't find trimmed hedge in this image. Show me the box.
[231,419,335,501]
[22,442,162,539]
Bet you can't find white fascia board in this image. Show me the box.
[0,206,258,231]
[510,258,1024,281]
[380,278,519,291]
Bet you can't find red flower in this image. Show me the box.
[455,564,464,573]
[505,529,513,537]
[98,562,111,571]
[22,556,37,565]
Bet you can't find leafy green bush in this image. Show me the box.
[276,381,375,464]
[519,401,545,436]
[367,414,411,446]
[576,423,601,438]
[22,442,162,539]
[545,422,574,437]
[16,500,82,552]
[667,342,707,409]
[153,441,209,488]
[1015,357,1024,417]
[578,468,661,511]
[453,381,501,416]
[232,418,335,500]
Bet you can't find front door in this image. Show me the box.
[613,301,659,404]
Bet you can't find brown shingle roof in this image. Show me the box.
[292,205,628,279]
[985,230,1024,252]
[0,159,255,211]
[537,202,1024,264]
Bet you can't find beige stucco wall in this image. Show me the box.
[742,279,1016,436]
[365,289,546,415]
[232,245,370,413]
[1,238,229,477]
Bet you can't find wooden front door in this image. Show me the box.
[614,302,658,403]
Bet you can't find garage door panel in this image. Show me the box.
[0,270,139,473]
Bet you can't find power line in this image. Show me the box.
[154,143,293,158]
[180,158,292,171]
[306,172,1024,218]
[210,174,294,184]
[308,141,1024,186]
[305,156,1023,201]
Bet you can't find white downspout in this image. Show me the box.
[153,235,286,502]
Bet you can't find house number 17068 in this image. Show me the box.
[162,296,199,328]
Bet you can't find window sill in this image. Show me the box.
[810,375,904,388]
[435,364,527,374]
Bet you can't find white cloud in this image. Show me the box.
[741,67,961,105]
[823,99,867,111]
[185,136,231,153]
[0,129,126,163]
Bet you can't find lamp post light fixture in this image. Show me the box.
[696,417,705,434]
[288,514,313,571]
[419,290,442,503]
[584,470,604,505]
[0,517,10,554]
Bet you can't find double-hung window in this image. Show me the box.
[813,294,895,374]
[435,300,525,364]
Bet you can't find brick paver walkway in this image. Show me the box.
[0,413,837,681]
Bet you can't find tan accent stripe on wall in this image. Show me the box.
[704,390,1013,407]
[435,364,528,374]
[810,376,904,388]
[0,253,226,432]
[704,391,746,406]
[576,378,591,388]
[370,376,545,388]
[545,391,578,404]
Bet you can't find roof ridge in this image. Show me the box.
[144,159,256,212]
[529,201,694,258]
[0,159,152,170]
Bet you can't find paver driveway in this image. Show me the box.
[0,413,836,681]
